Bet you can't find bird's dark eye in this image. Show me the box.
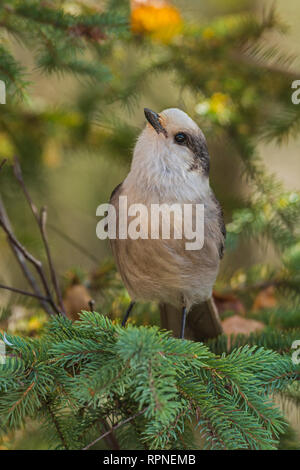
[174,133,187,144]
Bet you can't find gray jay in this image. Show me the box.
[109,108,225,339]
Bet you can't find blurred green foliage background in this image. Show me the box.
[0,0,300,449]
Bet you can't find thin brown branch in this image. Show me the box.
[99,418,120,451]
[82,407,148,450]
[40,206,65,314]
[13,156,39,217]
[13,156,66,315]
[0,196,54,316]
[0,215,60,314]
[0,283,52,302]
[8,380,35,414]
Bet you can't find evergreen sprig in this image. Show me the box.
[0,312,298,450]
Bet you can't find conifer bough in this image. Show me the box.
[0,312,299,450]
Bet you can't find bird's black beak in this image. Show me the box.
[144,108,168,137]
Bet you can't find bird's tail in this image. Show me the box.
[159,297,223,341]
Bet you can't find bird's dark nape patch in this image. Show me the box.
[186,133,210,175]
[107,182,123,232]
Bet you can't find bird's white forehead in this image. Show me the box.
[160,108,199,132]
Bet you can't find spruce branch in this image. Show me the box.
[1,313,295,450]
[45,399,69,450]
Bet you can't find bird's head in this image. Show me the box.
[129,108,211,197]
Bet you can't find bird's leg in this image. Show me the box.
[180,306,187,339]
[122,300,135,327]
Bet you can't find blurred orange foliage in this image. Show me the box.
[131,0,183,43]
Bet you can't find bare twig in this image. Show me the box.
[99,418,120,451]
[12,156,65,315]
[88,299,95,311]
[0,220,60,313]
[12,156,39,218]
[0,283,52,302]
[0,207,60,315]
[82,407,148,450]
[0,197,54,316]
[0,157,64,316]
[40,206,66,314]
